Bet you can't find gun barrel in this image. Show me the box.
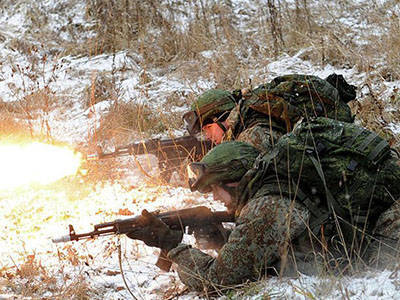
[52,235,72,243]
[51,207,234,244]
[86,135,211,162]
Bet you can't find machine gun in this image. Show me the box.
[87,135,212,181]
[52,206,234,271]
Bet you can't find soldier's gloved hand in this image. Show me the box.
[189,224,231,250]
[126,209,183,251]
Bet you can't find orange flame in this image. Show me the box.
[0,142,82,189]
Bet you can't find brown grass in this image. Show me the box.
[2,254,92,300]
[5,0,398,83]
[1,0,400,299]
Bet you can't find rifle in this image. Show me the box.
[52,206,234,271]
[87,135,212,181]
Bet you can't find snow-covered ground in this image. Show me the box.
[1,0,400,299]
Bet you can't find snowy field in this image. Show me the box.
[0,0,400,299]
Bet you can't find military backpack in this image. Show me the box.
[269,117,398,233]
[242,74,355,132]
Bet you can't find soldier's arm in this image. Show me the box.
[167,195,309,292]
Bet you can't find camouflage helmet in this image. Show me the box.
[183,89,236,135]
[187,141,260,193]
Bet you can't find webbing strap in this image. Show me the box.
[291,178,333,235]
[345,127,363,147]
[308,155,347,217]
[367,139,389,162]
[347,180,361,200]
[216,121,227,132]
[292,180,320,218]
[309,212,331,235]
[308,154,362,243]
[358,132,378,151]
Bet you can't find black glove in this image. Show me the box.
[189,224,231,250]
[126,209,183,251]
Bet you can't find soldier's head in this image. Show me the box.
[187,141,259,208]
[183,89,237,142]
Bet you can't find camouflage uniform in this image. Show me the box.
[225,100,284,152]
[367,186,400,267]
[169,142,310,291]
[225,74,355,153]
[168,189,309,291]
[168,117,400,291]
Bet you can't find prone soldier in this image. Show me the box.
[127,116,400,293]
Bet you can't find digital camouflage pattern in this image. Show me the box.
[190,141,260,193]
[225,89,286,152]
[168,117,400,292]
[169,141,310,291]
[267,117,400,235]
[225,74,355,152]
[192,89,236,122]
[258,74,355,124]
[168,193,309,291]
[232,123,282,153]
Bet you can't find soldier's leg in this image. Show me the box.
[368,200,400,268]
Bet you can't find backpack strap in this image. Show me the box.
[358,132,378,151]
[345,127,363,147]
[308,154,348,218]
[345,129,389,166]
[368,139,389,163]
[293,180,320,218]
[235,149,279,215]
[293,180,331,236]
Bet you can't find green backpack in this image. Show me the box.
[271,117,398,233]
[241,74,355,132]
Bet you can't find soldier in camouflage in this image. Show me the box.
[225,73,356,152]
[127,117,400,292]
[128,141,310,292]
[183,89,238,144]
[184,74,356,153]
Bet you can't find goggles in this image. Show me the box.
[187,162,210,193]
[183,109,231,136]
[183,111,200,135]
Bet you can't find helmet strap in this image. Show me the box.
[216,121,227,132]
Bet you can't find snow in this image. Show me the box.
[0,0,400,299]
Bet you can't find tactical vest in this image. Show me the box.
[269,117,399,236]
[242,74,355,132]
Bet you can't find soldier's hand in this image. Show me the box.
[190,224,231,250]
[126,209,183,251]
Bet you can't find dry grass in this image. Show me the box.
[0,87,62,142]
[0,254,91,299]
[5,0,399,84]
[0,111,32,140]
[1,254,93,299]
[94,101,178,143]
[1,0,400,299]
[84,72,118,108]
